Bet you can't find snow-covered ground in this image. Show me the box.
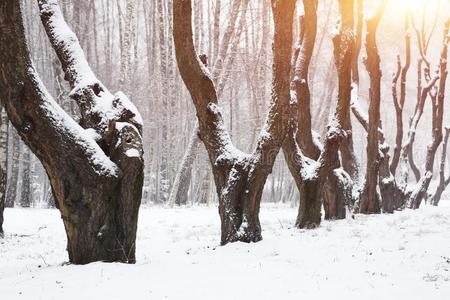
[1,203,450,299]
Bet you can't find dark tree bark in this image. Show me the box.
[286,0,351,222]
[0,0,144,264]
[359,0,388,214]
[282,0,354,228]
[338,0,359,182]
[169,1,247,206]
[351,84,405,213]
[293,0,320,160]
[173,0,294,245]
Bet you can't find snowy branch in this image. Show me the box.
[38,0,142,134]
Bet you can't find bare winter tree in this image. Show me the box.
[0,106,6,236]
[390,11,412,176]
[173,0,294,244]
[119,0,137,97]
[430,127,450,206]
[0,0,144,264]
[169,0,251,207]
[282,0,354,228]
[359,0,388,214]
[352,10,449,213]
[408,18,449,209]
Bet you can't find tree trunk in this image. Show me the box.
[19,144,32,207]
[407,20,448,209]
[0,106,7,236]
[430,127,450,206]
[0,0,144,264]
[6,127,19,208]
[390,13,411,175]
[359,1,388,214]
[173,0,294,244]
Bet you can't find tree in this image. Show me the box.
[390,11,411,176]
[359,0,388,214]
[0,0,144,264]
[282,0,354,228]
[408,18,449,209]
[0,106,7,237]
[169,0,251,206]
[173,0,295,244]
[6,128,19,208]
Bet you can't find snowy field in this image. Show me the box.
[1,203,450,299]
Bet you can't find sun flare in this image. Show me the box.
[393,0,428,12]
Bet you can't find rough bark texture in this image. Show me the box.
[282,0,353,228]
[359,0,388,214]
[294,0,320,160]
[0,0,144,264]
[286,0,351,222]
[173,0,294,244]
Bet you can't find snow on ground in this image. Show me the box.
[1,203,450,300]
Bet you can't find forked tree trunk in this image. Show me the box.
[286,0,351,222]
[408,19,449,209]
[0,0,144,264]
[169,1,250,207]
[173,0,295,245]
[282,0,354,228]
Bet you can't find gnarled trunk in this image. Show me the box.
[0,0,144,264]
[173,0,295,244]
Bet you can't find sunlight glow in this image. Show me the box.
[394,0,427,11]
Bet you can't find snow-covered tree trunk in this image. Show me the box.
[173,0,294,244]
[0,0,144,264]
[0,106,7,236]
[119,0,137,97]
[169,2,249,206]
[168,126,201,206]
[282,0,354,228]
[6,127,19,208]
[409,19,449,209]
[19,144,32,207]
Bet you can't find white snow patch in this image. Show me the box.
[1,203,450,299]
[125,149,140,158]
